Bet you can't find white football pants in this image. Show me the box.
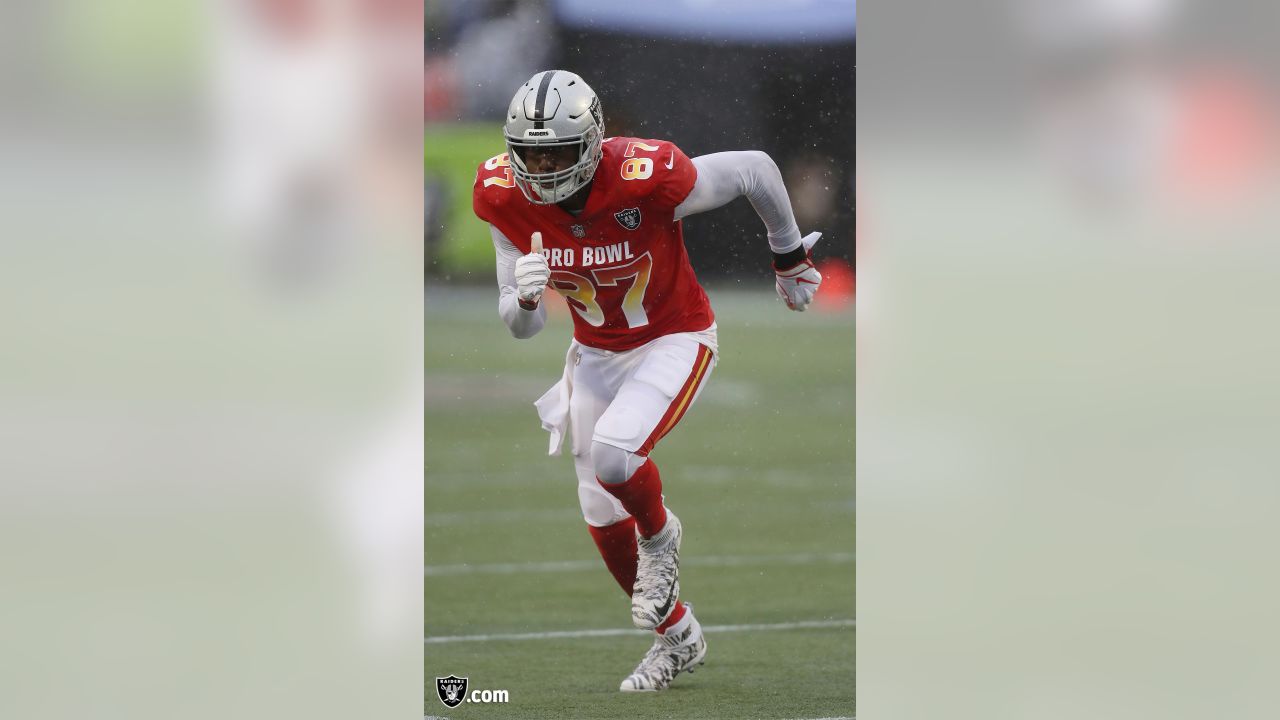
[567,330,716,527]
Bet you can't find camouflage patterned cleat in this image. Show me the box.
[620,603,707,692]
[631,510,682,629]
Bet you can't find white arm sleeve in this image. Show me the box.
[491,225,546,339]
[674,151,803,253]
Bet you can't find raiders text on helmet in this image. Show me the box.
[504,70,605,205]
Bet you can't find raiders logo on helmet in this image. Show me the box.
[588,96,603,129]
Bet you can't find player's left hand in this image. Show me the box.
[774,232,823,312]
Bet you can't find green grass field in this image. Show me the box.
[425,287,855,719]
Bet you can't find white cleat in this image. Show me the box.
[620,603,707,692]
[631,511,682,629]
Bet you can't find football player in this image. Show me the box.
[472,70,822,692]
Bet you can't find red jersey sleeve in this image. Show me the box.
[606,138,698,212]
[472,150,517,226]
[472,176,492,225]
[645,140,698,211]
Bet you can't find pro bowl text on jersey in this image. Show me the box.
[540,241,636,269]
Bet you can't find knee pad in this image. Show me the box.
[574,453,629,527]
[578,484,629,527]
[591,439,645,485]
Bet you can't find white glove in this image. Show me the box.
[515,232,550,308]
[774,231,823,312]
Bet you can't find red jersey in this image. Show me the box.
[473,136,715,351]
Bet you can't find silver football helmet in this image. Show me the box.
[504,70,605,205]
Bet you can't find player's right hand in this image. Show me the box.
[515,231,550,308]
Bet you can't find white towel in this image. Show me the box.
[533,342,578,456]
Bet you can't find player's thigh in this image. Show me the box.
[568,349,624,457]
[593,336,715,456]
[567,349,634,523]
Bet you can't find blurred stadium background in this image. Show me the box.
[425,0,855,284]
[425,1,856,717]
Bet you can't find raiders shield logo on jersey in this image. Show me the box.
[436,675,468,708]
[614,207,642,230]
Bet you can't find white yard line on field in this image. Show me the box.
[424,618,855,644]
[424,550,854,576]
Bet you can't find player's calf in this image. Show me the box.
[587,517,638,596]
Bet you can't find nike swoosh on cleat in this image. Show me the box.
[652,565,678,620]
